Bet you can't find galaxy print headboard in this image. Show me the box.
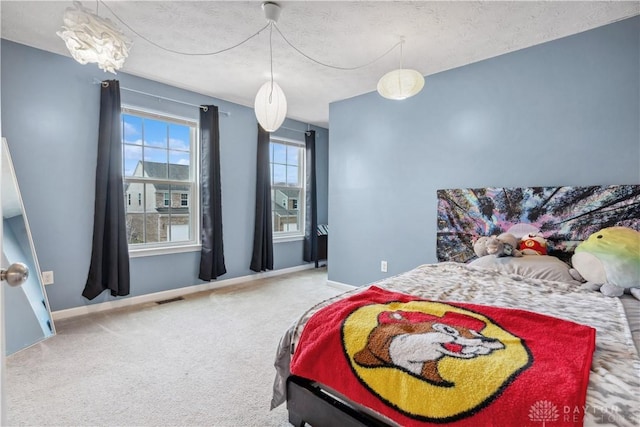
[436,185,640,263]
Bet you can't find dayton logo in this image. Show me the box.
[341,301,532,422]
[353,310,505,387]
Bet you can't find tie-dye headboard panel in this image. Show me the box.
[436,185,640,263]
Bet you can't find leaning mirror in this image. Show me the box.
[2,137,55,354]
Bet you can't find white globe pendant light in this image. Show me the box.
[254,2,287,132]
[254,80,287,132]
[377,39,424,100]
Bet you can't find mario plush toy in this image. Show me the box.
[519,233,547,255]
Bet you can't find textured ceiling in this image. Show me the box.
[2,1,639,127]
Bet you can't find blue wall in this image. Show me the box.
[0,40,328,311]
[328,17,640,286]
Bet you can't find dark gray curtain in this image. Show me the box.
[199,105,227,281]
[303,130,318,267]
[83,80,130,300]
[250,124,274,272]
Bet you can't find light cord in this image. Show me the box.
[269,22,274,103]
[274,24,401,71]
[98,0,403,70]
[99,0,270,56]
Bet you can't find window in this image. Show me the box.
[122,108,198,249]
[270,138,305,239]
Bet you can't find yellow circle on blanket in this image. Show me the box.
[342,301,531,422]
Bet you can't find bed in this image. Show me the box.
[271,185,640,427]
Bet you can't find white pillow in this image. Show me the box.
[468,255,582,285]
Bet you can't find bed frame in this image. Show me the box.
[284,184,640,427]
[286,376,389,427]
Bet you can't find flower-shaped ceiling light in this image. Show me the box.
[56,1,130,74]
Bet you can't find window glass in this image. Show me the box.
[286,166,299,186]
[272,143,286,164]
[122,109,197,250]
[269,139,305,238]
[123,145,142,177]
[273,164,286,185]
[123,115,143,145]
[169,124,190,150]
[287,145,299,166]
[143,118,168,148]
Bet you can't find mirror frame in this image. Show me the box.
[2,137,56,355]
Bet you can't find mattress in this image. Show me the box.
[272,262,640,427]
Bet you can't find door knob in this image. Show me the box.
[1,262,29,287]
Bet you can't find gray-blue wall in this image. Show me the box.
[0,40,328,311]
[328,16,640,286]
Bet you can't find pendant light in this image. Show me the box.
[56,1,130,74]
[254,2,287,132]
[377,39,424,100]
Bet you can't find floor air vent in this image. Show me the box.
[156,296,185,305]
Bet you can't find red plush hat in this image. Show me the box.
[519,236,547,255]
[377,310,486,332]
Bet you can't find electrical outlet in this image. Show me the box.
[380,260,388,273]
[42,271,54,285]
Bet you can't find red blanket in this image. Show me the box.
[290,286,596,426]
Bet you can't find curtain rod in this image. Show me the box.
[279,126,312,135]
[93,79,230,116]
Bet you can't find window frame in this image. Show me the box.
[270,136,306,242]
[121,106,200,257]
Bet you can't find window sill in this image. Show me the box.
[274,235,304,243]
[129,243,202,258]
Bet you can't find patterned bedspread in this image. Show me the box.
[271,262,640,427]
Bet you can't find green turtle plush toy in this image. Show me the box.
[571,226,640,299]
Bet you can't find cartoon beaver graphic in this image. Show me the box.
[353,310,505,387]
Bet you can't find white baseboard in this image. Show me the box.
[52,264,316,321]
[326,280,357,291]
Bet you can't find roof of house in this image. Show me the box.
[137,161,190,181]
[125,161,191,193]
[274,188,301,198]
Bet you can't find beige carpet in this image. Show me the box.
[6,268,343,426]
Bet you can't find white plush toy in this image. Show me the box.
[473,233,523,258]
[571,226,640,299]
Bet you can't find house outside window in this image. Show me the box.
[122,107,198,250]
[270,137,305,239]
